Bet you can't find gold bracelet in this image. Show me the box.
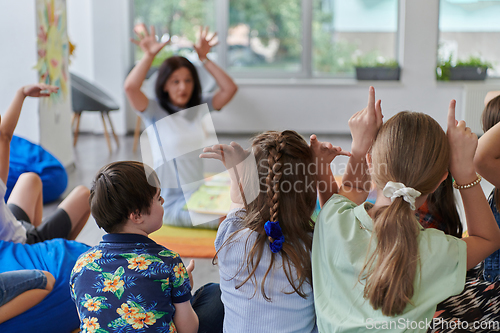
[452,173,482,190]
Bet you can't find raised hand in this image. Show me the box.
[348,86,383,157]
[130,23,169,57]
[22,84,59,98]
[200,142,253,206]
[447,99,478,184]
[193,26,218,61]
[200,142,250,170]
[310,134,351,164]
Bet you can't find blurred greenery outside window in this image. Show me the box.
[133,0,399,78]
[438,0,500,77]
[133,0,216,67]
[313,0,398,77]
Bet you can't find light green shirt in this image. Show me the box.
[312,194,467,333]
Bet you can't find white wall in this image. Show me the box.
[0,0,74,166]
[0,0,40,143]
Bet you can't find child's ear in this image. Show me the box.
[128,210,143,225]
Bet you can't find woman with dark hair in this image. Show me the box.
[125,24,238,229]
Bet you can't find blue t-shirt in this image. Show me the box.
[484,190,500,282]
[70,233,191,332]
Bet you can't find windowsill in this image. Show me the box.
[233,77,500,87]
[435,78,500,86]
[233,77,404,87]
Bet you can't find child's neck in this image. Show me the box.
[367,188,428,218]
[117,224,150,237]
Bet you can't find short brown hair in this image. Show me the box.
[90,161,160,233]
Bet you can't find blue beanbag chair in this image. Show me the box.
[0,239,90,332]
[6,135,68,203]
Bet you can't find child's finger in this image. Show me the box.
[186,259,195,273]
[310,134,318,146]
[375,99,383,123]
[337,150,352,157]
[130,38,140,45]
[208,32,218,42]
[447,99,457,130]
[323,142,333,150]
[150,25,155,39]
[199,153,223,161]
[457,120,466,130]
[367,86,375,111]
[230,142,246,155]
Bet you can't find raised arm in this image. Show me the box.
[448,100,500,270]
[124,24,169,112]
[484,91,500,106]
[194,26,238,111]
[0,84,58,183]
[339,86,383,205]
[474,121,500,188]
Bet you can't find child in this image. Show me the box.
[70,161,223,333]
[0,269,55,324]
[312,87,500,332]
[0,83,90,243]
[200,130,349,332]
[474,91,500,282]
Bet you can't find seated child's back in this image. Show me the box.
[70,161,197,333]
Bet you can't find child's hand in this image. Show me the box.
[200,142,250,170]
[349,86,383,157]
[186,259,195,288]
[200,142,253,206]
[310,134,351,165]
[22,84,59,98]
[447,99,478,184]
[131,23,169,57]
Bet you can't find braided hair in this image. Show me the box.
[215,130,317,300]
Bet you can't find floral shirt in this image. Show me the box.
[70,233,191,333]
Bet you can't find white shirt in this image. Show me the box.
[0,179,27,243]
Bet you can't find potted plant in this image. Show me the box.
[436,55,491,81]
[354,53,400,80]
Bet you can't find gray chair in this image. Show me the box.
[70,72,120,152]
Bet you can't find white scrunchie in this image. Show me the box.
[382,181,421,210]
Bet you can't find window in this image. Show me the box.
[313,0,399,77]
[133,0,216,67]
[227,0,302,73]
[133,0,399,78]
[438,0,500,77]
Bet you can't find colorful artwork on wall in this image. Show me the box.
[35,0,69,103]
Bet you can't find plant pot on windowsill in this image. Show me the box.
[449,66,487,81]
[355,66,401,80]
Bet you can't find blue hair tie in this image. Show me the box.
[264,220,285,253]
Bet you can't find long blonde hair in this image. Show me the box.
[215,130,317,300]
[361,112,450,316]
